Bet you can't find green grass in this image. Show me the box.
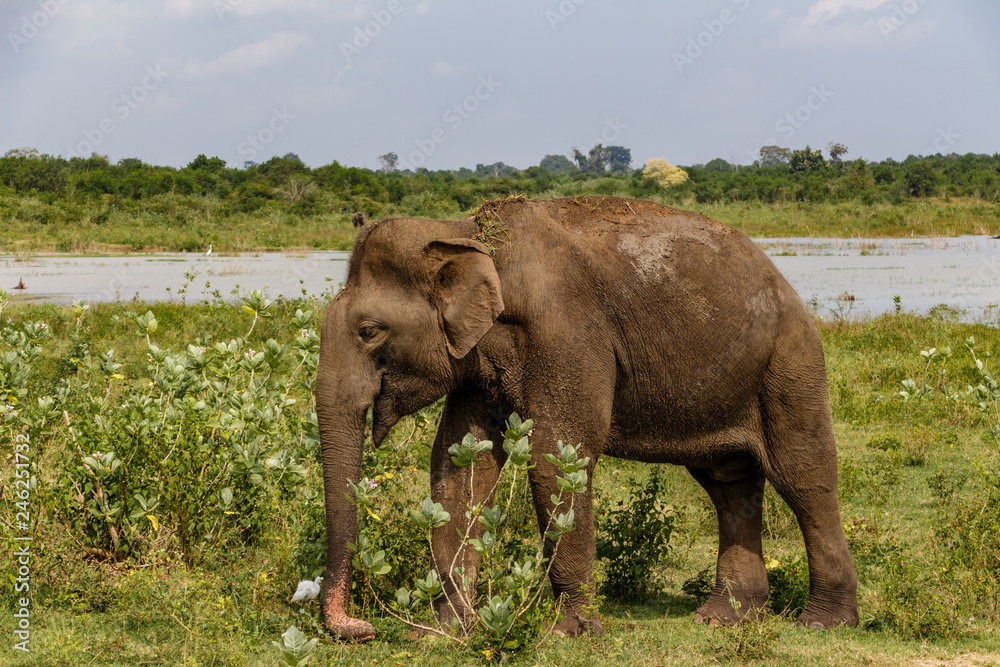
[0,192,362,254]
[9,601,1000,666]
[693,198,1000,238]
[2,301,1000,665]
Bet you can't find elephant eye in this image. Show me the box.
[358,324,381,342]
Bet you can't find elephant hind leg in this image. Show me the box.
[759,346,859,628]
[688,465,769,625]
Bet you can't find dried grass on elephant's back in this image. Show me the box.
[470,194,524,255]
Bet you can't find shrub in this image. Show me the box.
[2,291,321,567]
[764,555,809,616]
[595,466,675,601]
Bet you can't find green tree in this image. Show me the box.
[827,142,849,163]
[571,144,610,175]
[845,159,875,190]
[187,154,227,172]
[758,145,792,168]
[0,151,67,192]
[3,147,41,158]
[571,145,609,175]
[790,146,826,173]
[904,161,939,197]
[539,154,576,175]
[377,152,398,172]
[474,162,516,178]
[587,145,607,174]
[604,145,632,174]
[704,157,734,173]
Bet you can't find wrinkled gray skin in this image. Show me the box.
[316,197,858,641]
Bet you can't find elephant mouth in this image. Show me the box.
[370,383,398,447]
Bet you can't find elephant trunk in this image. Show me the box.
[318,418,374,641]
[315,322,378,641]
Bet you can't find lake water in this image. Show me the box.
[2,237,998,321]
[755,236,999,321]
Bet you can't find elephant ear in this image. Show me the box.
[424,238,504,359]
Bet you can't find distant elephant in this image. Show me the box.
[316,196,858,641]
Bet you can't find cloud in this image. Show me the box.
[800,0,892,25]
[779,0,933,48]
[181,32,311,78]
[56,0,147,54]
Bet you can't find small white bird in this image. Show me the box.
[206,244,213,256]
[291,576,322,603]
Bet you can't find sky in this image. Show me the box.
[1,0,998,171]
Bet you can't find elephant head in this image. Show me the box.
[315,218,503,640]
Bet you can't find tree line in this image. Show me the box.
[2,145,999,223]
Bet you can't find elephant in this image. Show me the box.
[316,195,859,641]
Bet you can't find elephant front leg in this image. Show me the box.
[688,467,769,625]
[527,451,605,637]
[428,393,507,633]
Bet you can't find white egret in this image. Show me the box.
[206,244,213,256]
[291,576,322,603]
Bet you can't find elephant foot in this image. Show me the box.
[693,592,767,627]
[551,613,605,637]
[795,602,859,630]
[324,614,376,642]
[433,600,476,637]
